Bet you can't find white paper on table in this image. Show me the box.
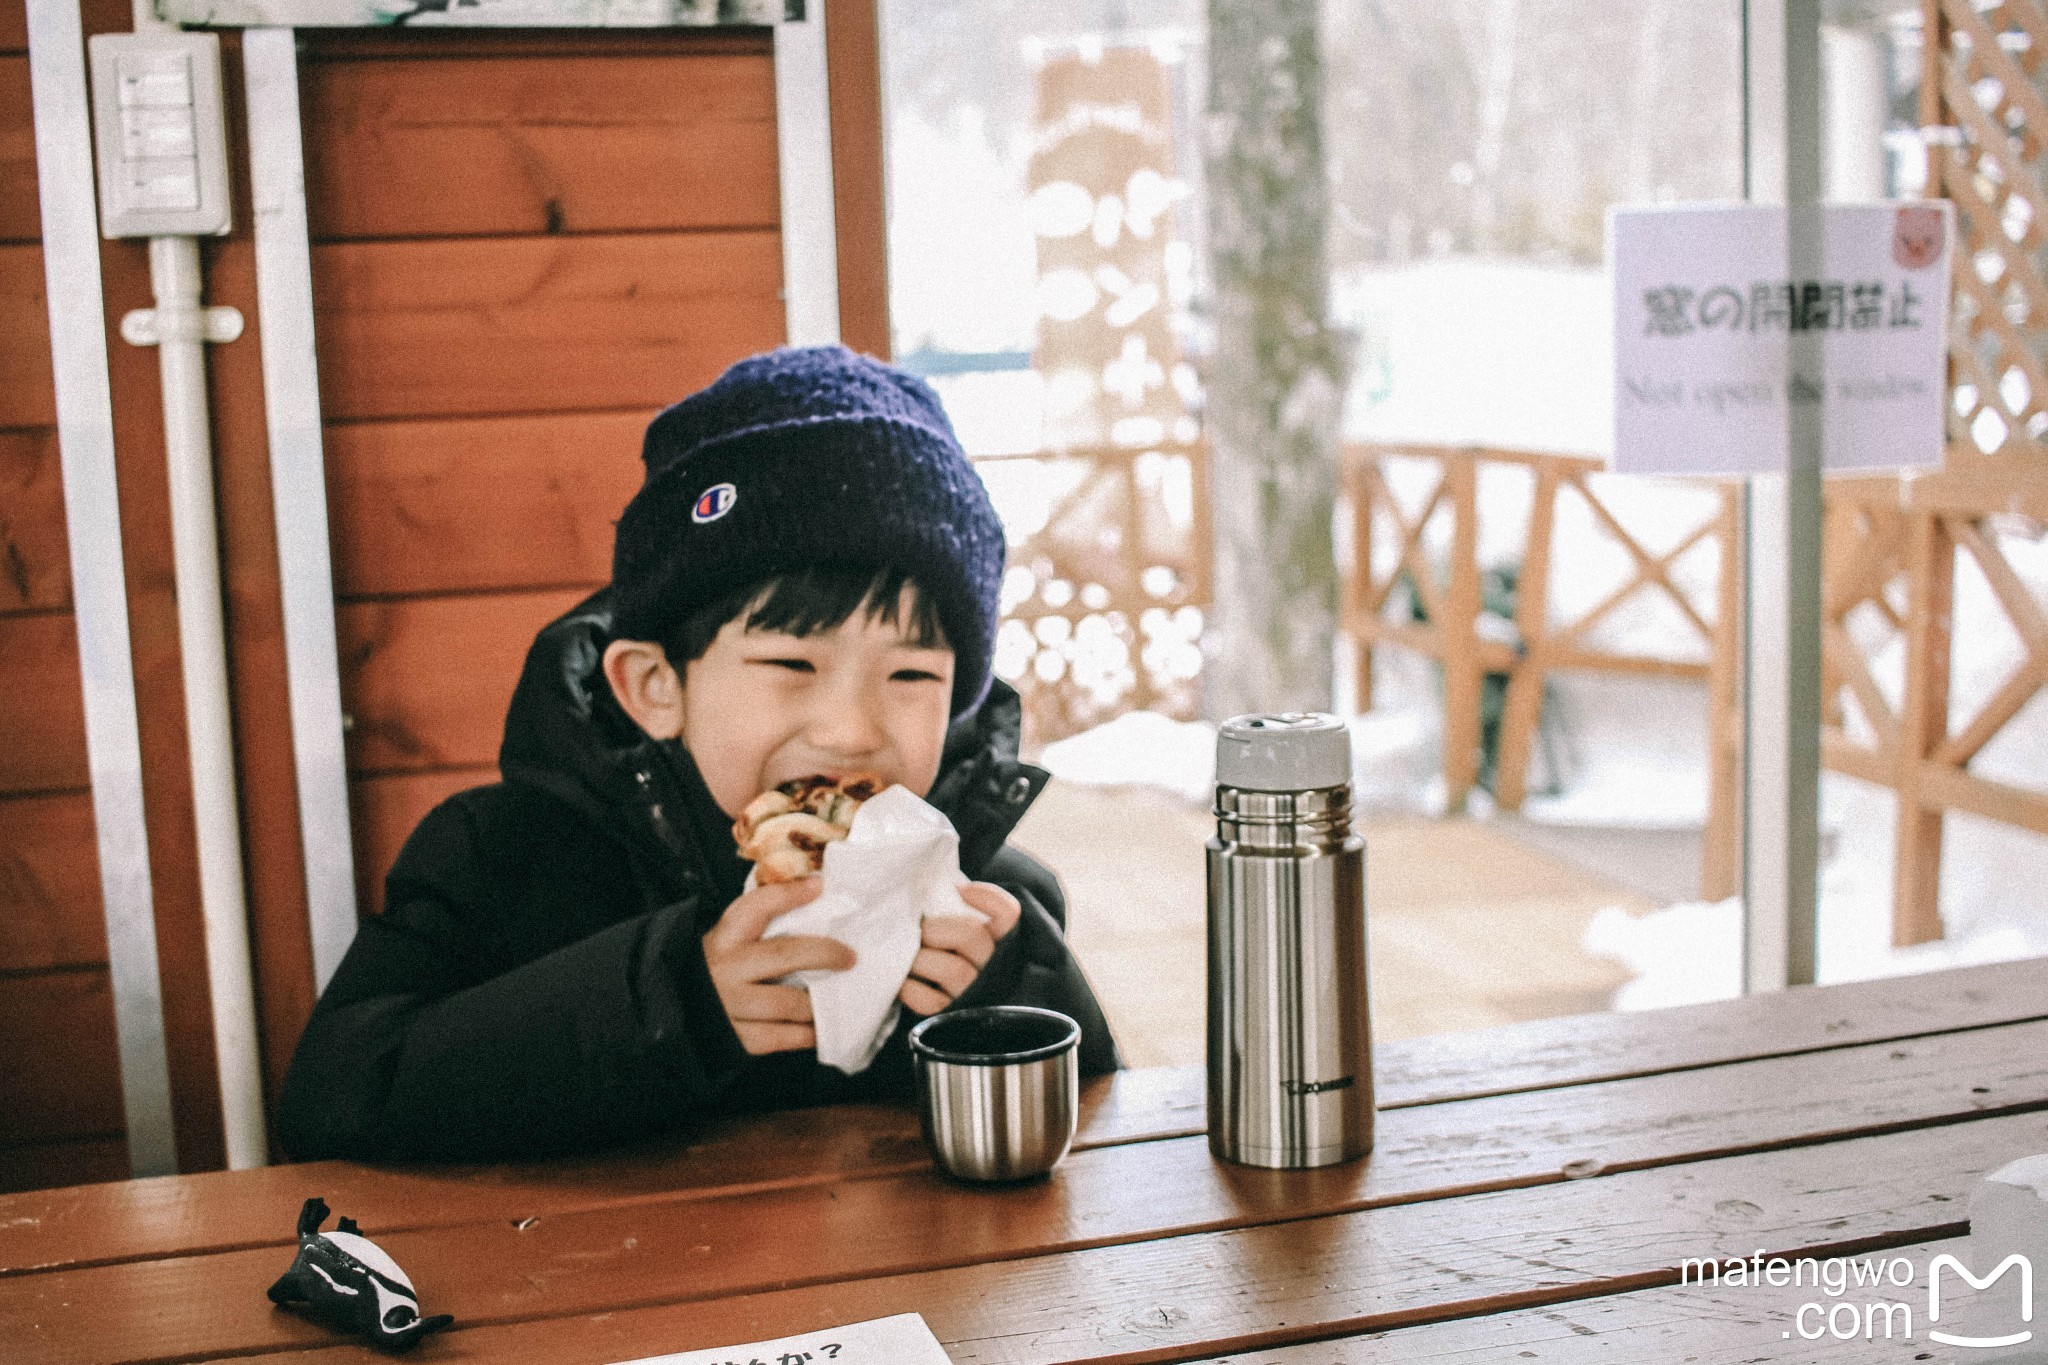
[609,1311,955,1364]
[757,785,982,1074]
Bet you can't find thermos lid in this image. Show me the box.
[1215,713,1352,792]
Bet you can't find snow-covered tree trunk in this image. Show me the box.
[1202,0,1351,720]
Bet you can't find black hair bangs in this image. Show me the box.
[662,563,949,665]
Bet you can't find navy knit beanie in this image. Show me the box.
[611,346,1006,717]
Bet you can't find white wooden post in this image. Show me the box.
[25,0,179,1176]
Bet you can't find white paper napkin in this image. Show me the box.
[758,785,983,1073]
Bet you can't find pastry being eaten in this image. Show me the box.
[733,773,884,884]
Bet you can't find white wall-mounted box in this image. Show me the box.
[86,32,232,239]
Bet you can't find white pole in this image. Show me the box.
[136,234,270,1168]
[124,0,269,1169]
[1742,0,1824,992]
[25,0,179,1177]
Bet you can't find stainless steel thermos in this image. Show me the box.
[1207,712,1374,1168]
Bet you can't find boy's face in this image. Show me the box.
[674,591,957,819]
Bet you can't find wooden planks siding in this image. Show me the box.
[0,429,70,611]
[0,615,92,793]
[0,57,37,243]
[0,794,107,973]
[325,412,642,598]
[337,589,588,774]
[0,245,57,427]
[298,28,786,931]
[0,972,125,1147]
[300,48,782,241]
[310,232,785,423]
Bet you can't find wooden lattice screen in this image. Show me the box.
[1818,0,2048,943]
[991,46,1210,744]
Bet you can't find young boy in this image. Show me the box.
[276,347,1120,1162]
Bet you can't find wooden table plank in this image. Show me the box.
[10,1015,2047,1361]
[1374,953,2048,1107]
[0,962,2038,1275]
[953,956,2048,1143]
[212,1108,2046,1365]
[1204,1235,1969,1362]
[0,1068,1197,1276]
[1119,953,2048,1143]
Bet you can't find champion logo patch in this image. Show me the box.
[691,483,738,524]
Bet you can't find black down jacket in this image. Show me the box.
[276,590,1120,1162]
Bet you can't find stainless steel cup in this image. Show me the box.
[909,1006,1080,1182]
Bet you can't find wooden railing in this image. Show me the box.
[1819,465,2048,943]
[1343,440,2048,946]
[1341,443,1742,902]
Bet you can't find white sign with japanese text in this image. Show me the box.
[1611,202,1952,476]
[609,1313,953,1365]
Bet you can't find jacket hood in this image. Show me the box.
[497,589,1049,885]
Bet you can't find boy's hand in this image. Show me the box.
[898,882,1022,1016]
[702,878,855,1055]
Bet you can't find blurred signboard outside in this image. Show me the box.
[1612,202,1952,476]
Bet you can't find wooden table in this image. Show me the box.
[5,956,2046,1363]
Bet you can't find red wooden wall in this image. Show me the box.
[0,4,890,1190]
[300,27,788,924]
[0,0,237,1187]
